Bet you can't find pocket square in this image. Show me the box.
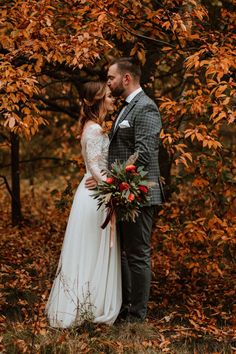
[119,120,130,128]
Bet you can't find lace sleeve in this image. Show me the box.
[84,124,107,183]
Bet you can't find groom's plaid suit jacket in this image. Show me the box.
[108,91,164,206]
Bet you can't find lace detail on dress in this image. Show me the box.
[81,124,109,182]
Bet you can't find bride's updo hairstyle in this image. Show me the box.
[78,81,107,137]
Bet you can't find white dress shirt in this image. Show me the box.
[114,87,143,129]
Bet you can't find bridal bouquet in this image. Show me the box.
[92,153,154,227]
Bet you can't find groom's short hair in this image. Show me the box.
[110,57,141,81]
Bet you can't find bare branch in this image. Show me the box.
[0,157,78,169]
[0,175,13,198]
[35,96,79,120]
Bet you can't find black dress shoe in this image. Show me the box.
[115,305,130,323]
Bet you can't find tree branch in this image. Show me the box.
[35,96,79,120]
[93,1,176,48]
[0,175,13,199]
[0,157,78,169]
[121,24,176,47]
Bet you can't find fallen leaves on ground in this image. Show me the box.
[0,180,235,353]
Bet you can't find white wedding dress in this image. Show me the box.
[45,123,122,327]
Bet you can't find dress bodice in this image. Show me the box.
[81,123,109,182]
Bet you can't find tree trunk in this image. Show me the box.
[11,132,22,225]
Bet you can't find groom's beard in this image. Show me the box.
[110,83,125,98]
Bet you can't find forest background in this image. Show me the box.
[0,0,235,353]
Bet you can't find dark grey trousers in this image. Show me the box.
[118,206,155,320]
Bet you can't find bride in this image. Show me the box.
[45,82,122,327]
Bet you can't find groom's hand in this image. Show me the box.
[85,177,97,190]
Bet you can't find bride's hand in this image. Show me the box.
[85,177,98,190]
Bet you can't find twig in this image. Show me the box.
[36,96,78,120]
[0,175,13,198]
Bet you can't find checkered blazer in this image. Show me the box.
[108,90,163,205]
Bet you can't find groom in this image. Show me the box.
[86,57,163,322]
[107,57,163,322]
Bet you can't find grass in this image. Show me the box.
[2,321,235,353]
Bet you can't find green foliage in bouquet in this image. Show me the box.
[92,153,154,225]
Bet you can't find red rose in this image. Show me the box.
[119,182,130,191]
[125,164,137,172]
[138,185,148,193]
[128,193,135,202]
[106,177,114,184]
